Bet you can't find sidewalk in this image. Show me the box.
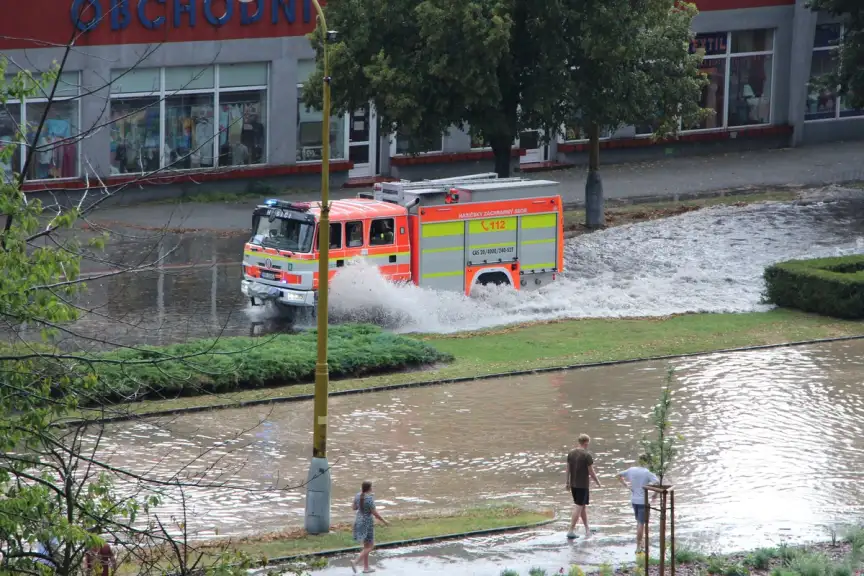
[89,141,863,232]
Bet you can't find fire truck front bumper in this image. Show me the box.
[241,279,317,308]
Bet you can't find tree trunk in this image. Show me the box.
[584,123,605,229]
[490,136,512,178]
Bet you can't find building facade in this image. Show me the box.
[0,0,860,196]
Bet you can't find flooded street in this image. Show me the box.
[47,195,864,346]
[94,338,864,562]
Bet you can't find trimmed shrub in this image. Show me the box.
[78,324,452,405]
[764,255,864,319]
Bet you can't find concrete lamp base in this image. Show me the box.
[304,456,332,534]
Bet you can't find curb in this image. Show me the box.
[258,514,559,568]
[77,333,864,425]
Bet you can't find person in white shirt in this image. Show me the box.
[618,454,659,552]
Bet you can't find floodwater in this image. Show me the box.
[42,192,864,347]
[92,338,864,570]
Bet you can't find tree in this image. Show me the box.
[640,367,678,487]
[563,0,707,229]
[0,47,315,576]
[302,0,572,177]
[808,0,864,110]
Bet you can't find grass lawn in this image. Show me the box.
[121,506,551,573]
[221,505,551,559]
[86,308,864,418]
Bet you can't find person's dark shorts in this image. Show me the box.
[632,504,647,524]
[570,487,590,506]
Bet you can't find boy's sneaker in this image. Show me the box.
[566,531,578,539]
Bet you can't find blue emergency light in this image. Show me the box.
[264,199,279,206]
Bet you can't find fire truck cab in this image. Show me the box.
[240,173,564,315]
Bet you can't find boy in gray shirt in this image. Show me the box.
[617,455,658,552]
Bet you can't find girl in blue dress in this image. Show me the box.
[351,480,388,573]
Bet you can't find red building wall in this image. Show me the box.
[0,0,794,51]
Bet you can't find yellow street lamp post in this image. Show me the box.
[238,0,333,534]
[305,0,334,535]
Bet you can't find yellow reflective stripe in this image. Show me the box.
[422,246,463,254]
[422,222,464,238]
[468,217,517,234]
[521,214,557,229]
[522,262,556,271]
[365,251,411,258]
[422,271,464,279]
[522,238,555,246]
[469,242,516,250]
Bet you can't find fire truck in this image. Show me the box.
[240,173,565,316]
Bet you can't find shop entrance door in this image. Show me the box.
[518,129,545,164]
[348,106,377,178]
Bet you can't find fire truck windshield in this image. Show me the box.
[252,216,315,253]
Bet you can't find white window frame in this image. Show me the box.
[109,63,270,174]
[389,128,444,157]
[3,72,82,182]
[804,23,864,123]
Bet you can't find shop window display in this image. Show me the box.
[109,98,160,174]
[806,24,864,121]
[687,58,726,129]
[164,94,215,170]
[219,90,266,166]
[25,100,79,180]
[296,86,345,161]
[394,127,442,155]
[109,63,269,171]
[728,54,772,127]
[0,105,21,183]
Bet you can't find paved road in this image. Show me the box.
[90,140,863,232]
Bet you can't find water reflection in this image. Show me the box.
[94,340,864,551]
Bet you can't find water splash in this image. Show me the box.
[325,201,863,333]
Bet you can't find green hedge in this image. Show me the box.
[764,255,864,319]
[86,324,451,405]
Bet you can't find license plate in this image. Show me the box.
[261,271,276,280]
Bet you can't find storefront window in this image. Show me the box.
[806,24,863,121]
[219,90,267,166]
[561,125,613,141]
[110,98,161,174]
[24,100,79,180]
[806,50,838,120]
[296,86,345,161]
[109,63,269,170]
[688,58,726,129]
[164,93,215,170]
[2,71,80,181]
[840,94,864,118]
[728,54,772,127]
[731,29,774,53]
[394,127,443,155]
[470,132,490,148]
[0,105,21,183]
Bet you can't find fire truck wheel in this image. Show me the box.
[476,271,511,287]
